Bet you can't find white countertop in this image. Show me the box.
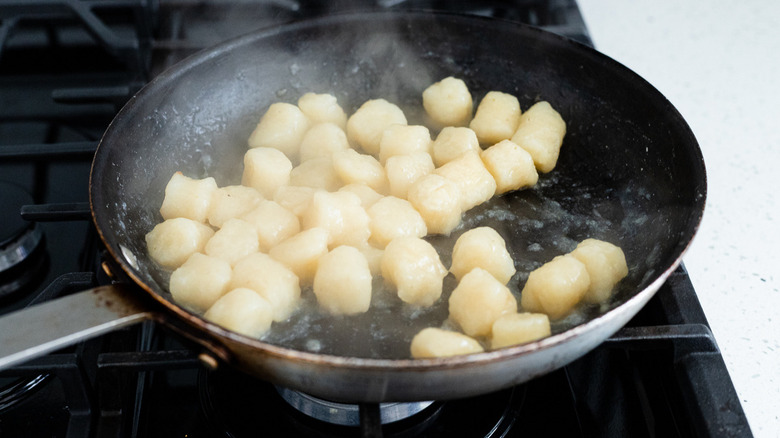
[577,1,780,436]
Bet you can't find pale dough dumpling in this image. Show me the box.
[273,185,317,219]
[422,77,473,127]
[230,252,301,322]
[490,312,551,349]
[241,199,300,252]
[204,218,259,266]
[384,152,435,200]
[480,139,538,194]
[378,124,432,164]
[247,102,310,161]
[145,218,214,268]
[450,227,516,284]
[242,147,292,198]
[169,253,232,313]
[510,101,566,174]
[569,238,628,304]
[289,157,342,192]
[367,196,427,248]
[297,92,348,128]
[410,328,484,358]
[356,243,384,277]
[407,174,462,235]
[268,227,330,286]
[207,185,263,228]
[301,191,370,248]
[313,245,372,315]
[346,99,407,156]
[435,151,496,212]
[430,126,480,167]
[338,183,383,209]
[204,288,274,338]
[520,254,590,320]
[381,236,448,307]
[469,91,521,145]
[448,267,518,337]
[332,148,388,193]
[298,122,350,162]
[159,172,217,223]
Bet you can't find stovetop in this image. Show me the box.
[0,1,751,437]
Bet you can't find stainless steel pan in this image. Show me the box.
[0,12,706,403]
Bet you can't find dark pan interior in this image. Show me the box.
[91,12,705,359]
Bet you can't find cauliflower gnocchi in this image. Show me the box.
[204,218,259,266]
[247,102,310,160]
[240,199,300,252]
[570,238,628,304]
[204,288,274,338]
[242,147,292,198]
[384,152,435,200]
[313,245,372,315]
[301,190,370,248]
[159,172,217,223]
[367,196,427,248]
[410,328,484,358]
[469,91,521,145]
[145,217,214,268]
[381,236,448,307]
[481,139,539,194]
[407,174,463,235]
[298,122,350,162]
[268,227,330,286]
[230,252,301,322]
[422,76,473,127]
[297,92,347,128]
[490,312,551,349]
[146,78,632,360]
[450,226,516,284]
[510,101,566,173]
[346,99,407,156]
[207,185,263,228]
[434,150,496,212]
[169,253,232,313]
[430,126,480,167]
[448,267,518,337]
[378,124,432,164]
[520,254,590,320]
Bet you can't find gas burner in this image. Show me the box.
[0,182,46,300]
[198,366,526,437]
[276,387,434,426]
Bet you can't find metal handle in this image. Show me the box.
[0,284,154,370]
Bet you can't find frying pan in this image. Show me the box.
[0,12,706,403]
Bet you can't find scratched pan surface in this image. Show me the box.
[90,12,706,402]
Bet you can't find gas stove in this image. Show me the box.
[0,1,751,437]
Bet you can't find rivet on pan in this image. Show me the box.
[101,261,116,280]
[198,352,220,371]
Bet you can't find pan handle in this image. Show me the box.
[0,284,154,370]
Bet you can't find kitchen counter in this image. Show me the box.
[577,1,780,436]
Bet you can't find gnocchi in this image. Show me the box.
[204,288,274,338]
[448,267,518,337]
[450,226,516,284]
[410,327,484,358]
[145,217,214,268]
[381,236,448,307]
[313,245,372,315]
[169,253,232,313]
[422,76,473,127]
[147,77,631,361]
[159,172,217,223]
